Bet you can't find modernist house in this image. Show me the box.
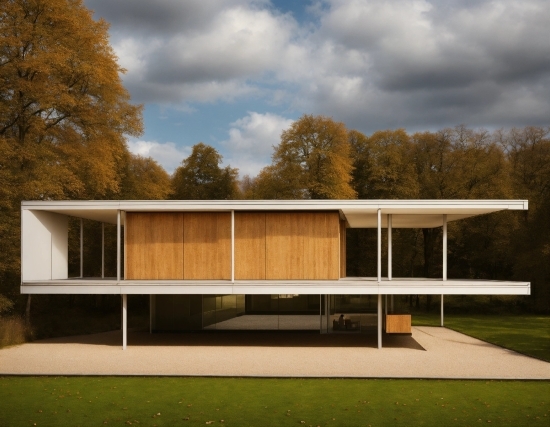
[21,200,530,349]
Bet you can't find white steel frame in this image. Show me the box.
[20,199,530,349]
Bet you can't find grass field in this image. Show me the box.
[0,376,548,427]
[412,314,550,362]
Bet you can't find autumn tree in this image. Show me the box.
[254,115,356,199]
[0,0,142,305]
[497,126,550,311]
[120,154,172,200]
[171,143,239,200]
[350,129,418,199]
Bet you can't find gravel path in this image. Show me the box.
[1,327,548,379]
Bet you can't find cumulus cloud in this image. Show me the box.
[126,139,191,174]
[222,112,294,177]
[88,0,550,135]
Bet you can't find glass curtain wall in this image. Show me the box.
[327,295,378,333]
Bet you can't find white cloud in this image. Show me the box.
[90,0,550,134]
[222,112,294,177]
[126,139,191,174]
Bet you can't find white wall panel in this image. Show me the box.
[22,210,68,281]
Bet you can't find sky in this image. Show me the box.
[84,0,550,177]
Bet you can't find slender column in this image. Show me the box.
[122,294,127,350]
[441,214,447,327]
[101,222,105,279]
[388,214,392,280]
[149,295,153,334]
[117,210,121,282]
[388,214,392,314]
[377,209,381,283]
[80,218,83,278]
[231,210,235,282]
[377,294,382,349]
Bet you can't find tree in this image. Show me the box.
[171,143,239,200]
[120,154,172,200]
[255,114,356,199]
[0,0,143,309]
[498,126,550,311]
[411,126,513,310]
[350,129,418,199]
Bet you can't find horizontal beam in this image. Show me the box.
[21,279,531,296]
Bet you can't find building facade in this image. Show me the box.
[21,200,530,349]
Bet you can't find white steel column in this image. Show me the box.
[388,214,393,313]
[80,218,83,278]
[377,208,382,283]
[231,210,235,282]
[441,214,447,327]
[101,222,105,279]
[116,210,121,282]
[377,294,382,349]
[122,294,127,350]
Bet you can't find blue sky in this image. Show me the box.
[85,0,550,177]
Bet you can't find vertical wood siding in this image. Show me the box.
[183,212,231,280]
[125,212,184,279]
[234,212,266,279]
[125,211,341,280]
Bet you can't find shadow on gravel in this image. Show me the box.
[36,329,426,350]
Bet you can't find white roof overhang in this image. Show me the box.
[21,199,528,228]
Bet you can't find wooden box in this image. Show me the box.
[385,314,411,333]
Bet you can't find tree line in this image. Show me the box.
[0,0,548,316]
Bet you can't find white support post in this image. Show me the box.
[377,208,382,283]
[101,222,105,279]
[80,218,83,278]
[441,214,447,327]
[388,214,392,314]
[377,294,382,349]
[117,210,121,282]
[122,294,127,350]
[388,214,392,280]
[231,210,235,283]
[149,295,155,334]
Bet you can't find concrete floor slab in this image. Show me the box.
[0,327,548,379]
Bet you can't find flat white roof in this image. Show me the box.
[21,199,528,228]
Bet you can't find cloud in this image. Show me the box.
[88,0,550,135]
[126,139,191,174]
[222,112,294,177]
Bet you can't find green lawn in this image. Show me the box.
[412,314,550,362]
[0,377,548,427]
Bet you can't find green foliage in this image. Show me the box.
[171,143,240,200]
[0,377,548,426]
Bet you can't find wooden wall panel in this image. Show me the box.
[303,213,340,279]
[265,212,339,280]
[125,212,183,279]
[234,213,266,279]
[340,220,347,278]
[183,212,231,279]
[265,213,304,279]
